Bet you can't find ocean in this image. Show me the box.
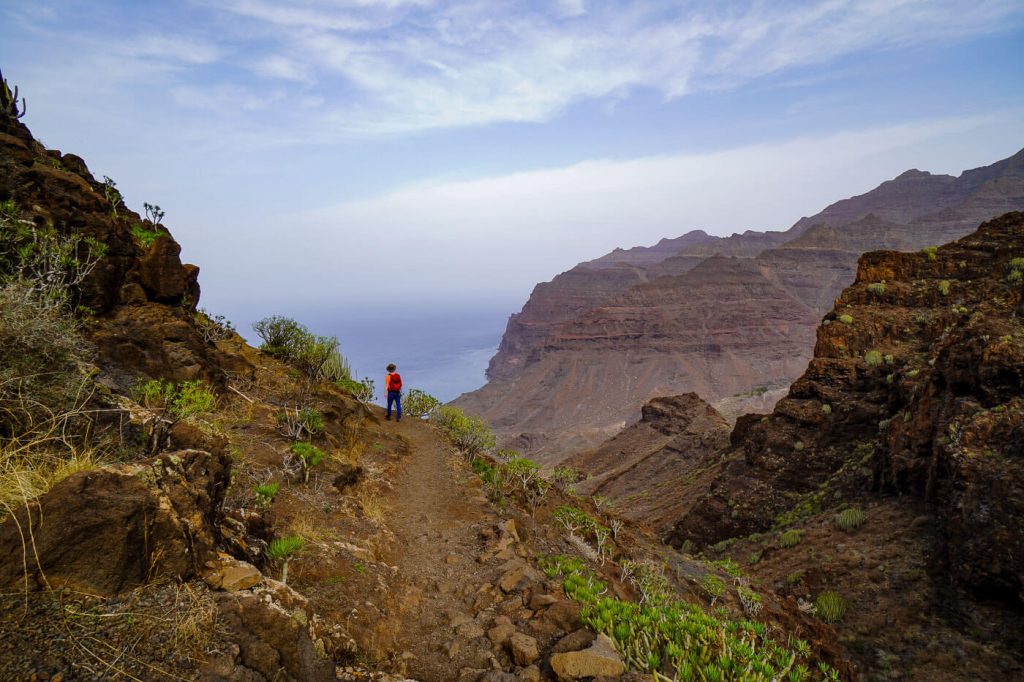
[313,305,509,404]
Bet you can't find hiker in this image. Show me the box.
[385,363,402,421]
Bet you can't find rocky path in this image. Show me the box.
[375,418,541,682]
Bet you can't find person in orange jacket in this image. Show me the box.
[385,363,402,421]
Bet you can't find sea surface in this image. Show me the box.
[314,305,508,404]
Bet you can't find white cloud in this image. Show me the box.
[124,34,221,65]
[206,0,1024,135]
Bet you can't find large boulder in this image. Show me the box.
[0,449,231,595]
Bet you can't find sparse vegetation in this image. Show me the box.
[404,388,441,418]
[815,591,847,624]
[835,507,866,531]
[136,379,216,422]
[779,529,803,548]
[336,375,375,403]
[867,281,886,296]
[821,403,832,415]
[194,308,235,343]
[838,314,853,325]
[864,350,883,366]
[938,279,951,296]
[540,555,836,681]
[431,405,495,457]
[1,199,108,312]
[289,441,325,483]
[253,482,280,507]
[1007,258,1024,284]
[102,176,123,217]
[701,573,726,604]
[277,405,323,440]
[131,223,161,248]
[268,535,304,583]
[922,246,938,261]
[1,68,27,119]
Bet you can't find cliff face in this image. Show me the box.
[669,212,1024,604]
[457,149,1024,461]
[567,393,731,534]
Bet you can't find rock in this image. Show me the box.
[543,600,582,632]
[0,449,231,595]
[498,563,541,593]
[517,665,541,682]
[138,234,190,303]
[478,673,517,682]
[551,630,595,654]
[549,634,625,680]
[456,620,485,639]
[203,558,263,592]
[529,593,557,610]
[214,586,334,682]
[507,633,539,665]
[487,623,516,646]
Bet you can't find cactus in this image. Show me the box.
[0,69,27,120]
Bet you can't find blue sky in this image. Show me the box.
[2,1,1024,347]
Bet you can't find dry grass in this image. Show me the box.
[169,582,218,657]
[289,516,339,547]
[359,488,391,524]
[0,435,106,522]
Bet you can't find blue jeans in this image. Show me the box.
[387,391,402,420]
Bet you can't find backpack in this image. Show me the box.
[389,372,402,392]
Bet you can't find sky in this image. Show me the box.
[2,0,1024,392]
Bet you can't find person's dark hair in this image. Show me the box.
[386,363,396,372]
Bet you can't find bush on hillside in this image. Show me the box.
[404,388,441,418]
[431,405,495,457]
[252,314,356,385]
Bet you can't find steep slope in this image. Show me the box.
[567,394,731,534]
[457,149,1024,459]
[661,213,1024,679]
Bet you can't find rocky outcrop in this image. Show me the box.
[457,149,1024,461]
[0,449,230,595]
[668,212,1024,607]
[0,112,228,385]
[568,394,731,534]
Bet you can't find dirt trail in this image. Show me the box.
[375,417,513,681]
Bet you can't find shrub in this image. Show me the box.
[252,316,308,359]
[336,376,374,403]
[821,403,832,415]
[737,585,762,616]
[701,573,726,603]
[867,282,885,296]
[835,507,865,531]
[131,223,161,248]
[548,466,582,491]
[404,388,441,418]
[277,405,323,441]
[864,350,883,366]
[922,246,938,261]
[938,280,951,296]
[1007,258,1024,283]
[815,591,846,623]
[838,314,853,325]
[136,379,215,421]
[254,482,280,507]
[0,282,93,436]
[194,309,235,343]
[268,535,304,583]
[779,529,803,548]
[0,201,107,312]
[710,557,742,578]
[289,442,325,483]
[431,405,495,456]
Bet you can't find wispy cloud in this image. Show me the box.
[201,0,1024,135]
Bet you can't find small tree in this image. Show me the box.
[290,441,325,483]
[268,535,304,584]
